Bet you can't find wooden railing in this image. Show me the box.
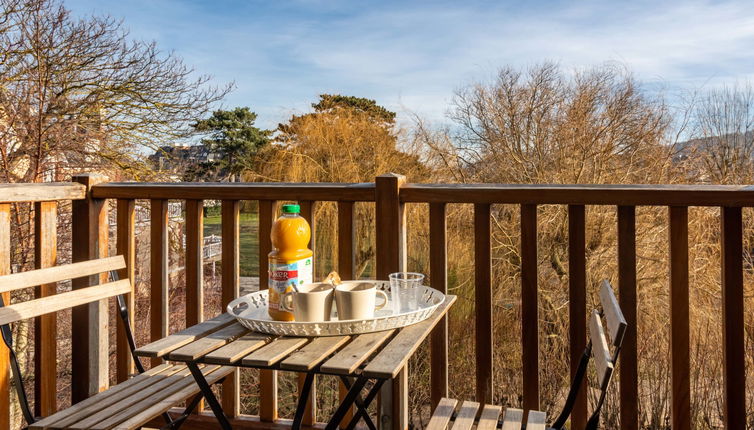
[1,175,753,429]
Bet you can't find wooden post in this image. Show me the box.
[375,173,407,430]
[71,174,109,403]
[258,200,278,422]
[617,206,638,430]
[474,203,493,404]
[150,199,169,367]
[185,199,205,413]
[337,200,355,428]
[34,201,57,416]
[429,202,448,409]
[721,206,745,428]
[221,200,240,417]
[0,203,10,429]
[669,206,690,430]
[520,204,539,412]
[567,205,587,429]
[116,199,135,382]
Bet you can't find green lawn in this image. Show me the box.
[204,212,260,276]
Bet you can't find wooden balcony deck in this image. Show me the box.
[0,174,751,429]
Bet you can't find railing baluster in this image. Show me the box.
[337,201,355,279]
[375,174,407,430]
[520,204,539,411]
[721,206,745,428]
[116,199,136,383]
[617,205,638,430]
[185,199,204,413]
[34,201,57,416]
[567,205,586,429]
[299,200,317,426]
[71,174,109,402]
[669,206,690,430]
[221,200,241,417]
[474,203,493,404]
[186,200,204,328]
[0,203,10,429]
[150,199,169,367]
[258,200,278,422]
[336,200,355,428]
[429,202,448,409]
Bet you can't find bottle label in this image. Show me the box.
[268,257,313,311]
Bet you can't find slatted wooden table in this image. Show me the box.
[135,295,456,430]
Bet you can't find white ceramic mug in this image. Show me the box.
[335,281,389,320]
[281,283,334,322]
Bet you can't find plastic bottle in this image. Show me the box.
[268,204,313,321]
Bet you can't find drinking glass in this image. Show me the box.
[389,272,425,313]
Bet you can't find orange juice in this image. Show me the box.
[268,204,313,321]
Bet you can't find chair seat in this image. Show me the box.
[28,363,234,430]
[428,398,547,430]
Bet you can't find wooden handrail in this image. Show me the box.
[0,182,86,203]
[91,182,376,201]
[400,183,754,206]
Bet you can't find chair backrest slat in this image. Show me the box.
[0,279,131,326]
[0,255,126,295]
[589,309,614,389]
[599,280,627,347]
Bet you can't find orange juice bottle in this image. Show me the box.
[268,204,313,321]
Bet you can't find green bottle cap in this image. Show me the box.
[281,204,300,214]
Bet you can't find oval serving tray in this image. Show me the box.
[226,281,445,337]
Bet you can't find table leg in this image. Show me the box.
[325,376,369,430]
[187,362,232,430]
[344,379,384,430]
[339,376,380,430]
[292,372,316,430]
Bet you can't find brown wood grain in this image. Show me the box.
[221,200,241,417]
[337,201,355,280]
[34,201,57,416]
[71,174,109,403]
[185,199,205,414]
[374,174,408,430]
[669,206,690,430]
[0,182,86,203]
[116,199,136,383]
[185,200,204,329]
[429,202,448,409]
[92,182,375,201]
[567,204,587,429]
[617,206,638,430]
[520,204,539,412]
[400,183,754,206]
[336,201,354,428]
[150,199,169,368]
[721,206,745,428]
[375,173,406,279]
[474,203,493,404]
[0,203,10,429]
[258,200,278,422]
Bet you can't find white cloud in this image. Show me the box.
[64,0,754,129]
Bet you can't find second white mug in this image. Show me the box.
[335,281,389,320]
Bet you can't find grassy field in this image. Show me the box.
[204,212,260,276]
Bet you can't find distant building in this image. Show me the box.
[149,144,218,172]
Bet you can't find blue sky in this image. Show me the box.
[65,0,754,130]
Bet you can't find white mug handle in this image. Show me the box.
[281,292,295,312]
[374,290,389,310]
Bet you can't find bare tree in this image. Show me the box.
[687,83,754,183]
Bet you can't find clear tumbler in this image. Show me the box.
[388,272,425,313]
